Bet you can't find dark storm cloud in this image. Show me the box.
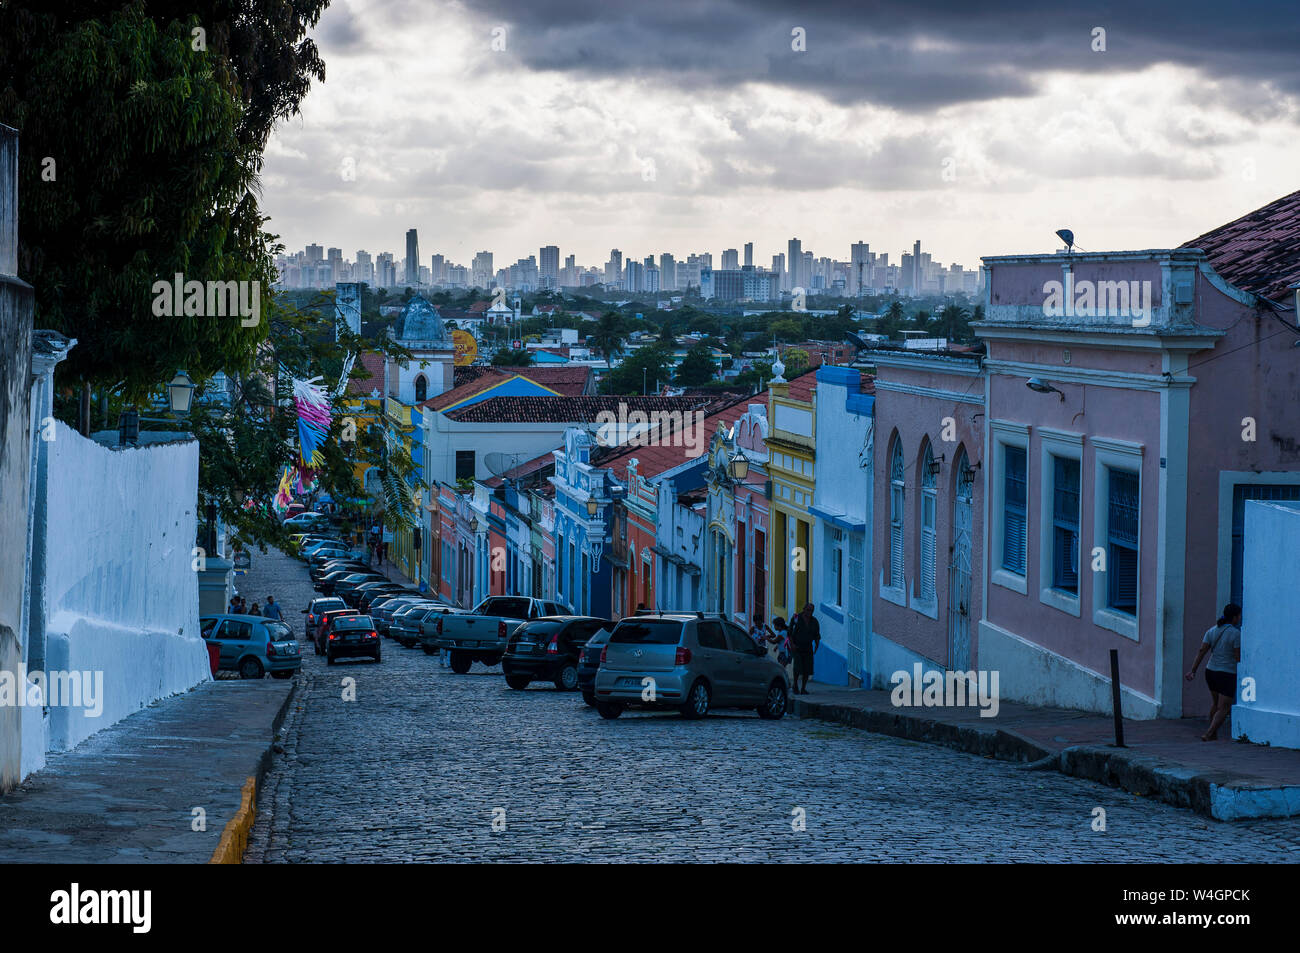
[440,0,1300,111]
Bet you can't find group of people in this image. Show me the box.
[227,594,284,621]
[750,603,820,695]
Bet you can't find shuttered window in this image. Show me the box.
[890,438,905,588]
[1052,455,1080,593]
[1107,468,1139,614]
[920,443,937,600]
[1002,445,1027,574]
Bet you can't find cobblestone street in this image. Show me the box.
[242,548,1300,862]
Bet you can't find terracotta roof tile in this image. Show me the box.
[445,395,716,424]
[1181,189,1300,302]
[345,352,387,397]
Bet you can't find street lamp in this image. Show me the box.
[1026,377,1065,401]
[729,450,750,481]
[586,496,599,518]
[168,370,195,414]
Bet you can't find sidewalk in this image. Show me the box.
[0,679,294,863]
[792,684,1300,821]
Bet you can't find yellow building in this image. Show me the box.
[766,370,817,625]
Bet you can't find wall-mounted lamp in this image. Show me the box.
[1026,377,1065,401]
[586,497,599,518]
[729,450,750,480]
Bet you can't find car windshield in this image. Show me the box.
[610,621,683,645]
[587,627,613,645]
[312,600,344,612]
[265,621,294,642]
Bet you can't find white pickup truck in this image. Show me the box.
[433,596,569,673]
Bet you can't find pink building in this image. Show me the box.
[976,195,1300,718]
[871,350,986,685]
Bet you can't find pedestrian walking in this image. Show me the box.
[262,596,283,621]
[228,594,240,614]
[1186,603,1242,741]
[788,603,820,695]
[248,602,262,617]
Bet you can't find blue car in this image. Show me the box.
[200,614,302,679]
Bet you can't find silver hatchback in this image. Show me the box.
[592,614,788,720]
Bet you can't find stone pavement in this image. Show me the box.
[241,546,1300,863]
[793,684,1300,821]
[0,679,293,862]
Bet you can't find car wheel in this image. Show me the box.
[372,650,381,663]
[680,680,711,719]
[582,690,597,708]
[553,664,579,692]
[449,651,472,674]
[596,701,624,720]
[505,674,531,690]
[239,657,264,680]
[271,670,294,680]
[757,680,788,720]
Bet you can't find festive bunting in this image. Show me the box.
[293,376,333,470]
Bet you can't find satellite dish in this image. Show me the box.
[1055,229,1075,252]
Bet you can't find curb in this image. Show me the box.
[208,677,299,864]
[792,697,1300,822]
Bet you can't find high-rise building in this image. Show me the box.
[744,242,753,268]
[721,248,739,271]
[624,260,644,294]
[659,253,676,291]
[430,254,445,285]
[354,250,374,285]
[912,240,922,294]
[850,241,870,296]
[305,243,324,264]
[472,251,494,289]
[377,252,396,288]
[562,254,577,286]
[539,245,560,285]
[327,247,343,281]
[405,229,420,285]
[605,249,623,287]
[787,238,802,290]
[772,253,786,291]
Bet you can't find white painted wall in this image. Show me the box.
[1234,500,1300,749]
[35,423,209,756]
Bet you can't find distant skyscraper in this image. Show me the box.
[721,248,739,271]
[850,241,870,295]
[743,242,753,268]
[659,253,676,291]
[305,243,324,264]
[472,251,494,289]
[912,239,922,294]
[787,238,802,290]
[563,254,576,286]
[377,252,396,288]
[355,250,374,285]
[430,254,445,285]
[539,245,560,285]
[772,253,786,291]
[606,249,623,287]
[405,229,419,285]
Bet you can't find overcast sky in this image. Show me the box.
[260,0,1300,273]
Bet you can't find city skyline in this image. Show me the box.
[261,0,1300,270]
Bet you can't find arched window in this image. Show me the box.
[889,436,905,588]
[414,374,428,403]
[920,441,937,601]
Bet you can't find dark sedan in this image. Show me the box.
[325,615,381,665]
[502,616,613,692]
[576,623,615,706]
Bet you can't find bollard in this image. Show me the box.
[1109,648,1125,747]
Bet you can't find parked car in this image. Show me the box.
[315,608,360,654]
[325,615,381,665]
[310,559,369,585]
[416,606,469,653]
[592,614,788,720]
[502,617,613,691]
[577,624,615,706]
[371,596,425,635]
[390,603,446,647]
[357,583,412,612]
[348,580,402,609]
[302,596,346,639]
[200,615,301,679]
[316,568,371,595]
[284,511,331,532]
[298,533,342,553]
[432,596,568,673]
[330,572,387,600]
[284,502,307,520]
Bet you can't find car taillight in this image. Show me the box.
[266,642,276,657]
[369,631,378,640]
[328,633,337,641]
[675,646,692,665]
[599,646,607,664]
[546,635,559,655]
[498,620,507,639]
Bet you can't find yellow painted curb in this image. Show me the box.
[209,777,257,864]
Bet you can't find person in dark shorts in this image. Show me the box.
[788,603,821,695]
[1185,603,1242,741]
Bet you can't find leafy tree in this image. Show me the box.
[675,343,717,387]
[588,311,626,367]
[780,348,811,378]
[937,303,972,341]
[601,344,673,395]
[770,318,803,342]
[491,347,534,366]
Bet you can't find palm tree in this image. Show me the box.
[938,304,971,341]
[589,311,626,368]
